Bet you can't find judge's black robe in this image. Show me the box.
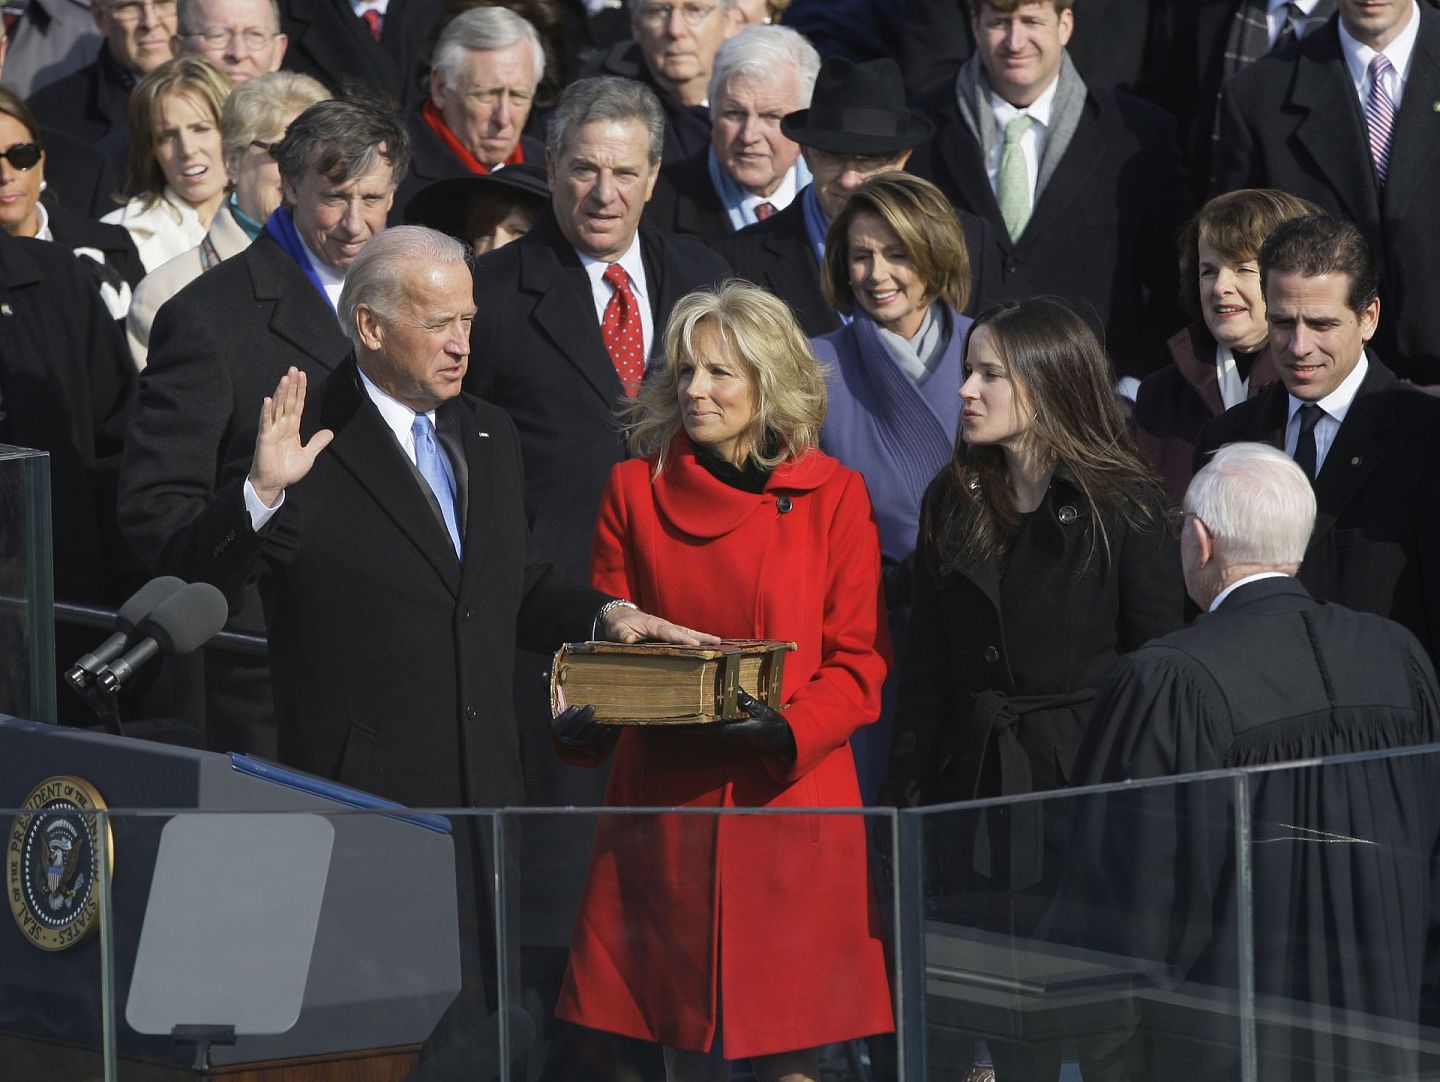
[1048,578,1440,1081]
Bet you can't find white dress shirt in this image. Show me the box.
[1339,0,1421,110]
[740,165,801,218]
[579,236,654,360]
[298,234,346,309]
[986,73,1060,212]
[1282,353,1369,477]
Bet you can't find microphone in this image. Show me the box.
[66,576,186,687]
[96,582,230,695]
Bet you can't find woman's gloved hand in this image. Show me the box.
[702,690,796,762]
[550,704,604,750]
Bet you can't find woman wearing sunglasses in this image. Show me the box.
[0,87,145,318]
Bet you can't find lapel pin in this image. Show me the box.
[477,431,490,438]
[0,304,12,317]
[1351,455,1362,466]
[1057,505,1078,524]
[1433,101,1440,112]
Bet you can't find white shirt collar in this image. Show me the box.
[578,234,649,304]
[31,200,52,242]
[350,0,388,14]
[357,364,434,461]
[989,69,1061,129]
[1338,1,1422,93]
[1269,0,1321,15]
[298,233,346,305]
[1285,351,1369,428]
[739,164,800,215]
[1209,572,1293,612]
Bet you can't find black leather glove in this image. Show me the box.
[550,704,604,750]
[702,690,796,762]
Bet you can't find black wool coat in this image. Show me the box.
[173,360,605,808]
[888,472,1185,808]
[1195,357,1440,665]
[908,80,1192,377]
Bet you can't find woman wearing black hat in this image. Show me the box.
[403,160,549,255]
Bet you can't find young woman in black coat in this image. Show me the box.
[885,296,1185,1078]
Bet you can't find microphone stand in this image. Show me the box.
[63,667,125,737]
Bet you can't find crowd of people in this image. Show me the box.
[4,0,1440,1079]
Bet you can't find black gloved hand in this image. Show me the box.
[550,704,604,749]
[702,690,796,762]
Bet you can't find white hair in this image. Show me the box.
[707,25,820,116]
[1186,442,1316,568]
[338,226,471,350]
[431,7,545,91]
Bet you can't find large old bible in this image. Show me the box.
[550,640,795,725]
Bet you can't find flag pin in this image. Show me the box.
[0,304,12,317]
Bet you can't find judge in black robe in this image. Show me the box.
[1054,443,1440,1082]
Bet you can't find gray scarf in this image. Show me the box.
[953,49,1087,206]
[875,303,950,385]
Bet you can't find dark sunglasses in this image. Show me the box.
[1,143,43,171]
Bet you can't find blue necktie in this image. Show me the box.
[412,414,463,559]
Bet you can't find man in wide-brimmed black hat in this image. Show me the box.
[718,55,995,338]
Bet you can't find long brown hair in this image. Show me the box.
[920,297,1163,572]
[122,56,231,207]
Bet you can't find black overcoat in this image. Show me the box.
[0,231,134,605]
[172,360,604,808]
[1195,357,1440,664]
[908,79,1192,377]
[278,0,442,109]
[1212,7,1440,382]
[888,472,1184,808]
[26,45,132,145]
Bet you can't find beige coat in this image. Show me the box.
[125,203,252,370]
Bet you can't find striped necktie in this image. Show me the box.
[1365,54,1396,187]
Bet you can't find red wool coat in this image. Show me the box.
[555,439,895,1058]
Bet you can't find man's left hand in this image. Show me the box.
[603,606,721,647]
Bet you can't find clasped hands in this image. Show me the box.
[552,689,796,763]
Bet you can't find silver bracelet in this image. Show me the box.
[593,598,639,639]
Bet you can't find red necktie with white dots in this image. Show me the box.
[601,263,645,397]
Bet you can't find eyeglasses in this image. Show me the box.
[183,26,278,49]
[635,3,718,28]
[106,0,177,23]
[1164,508,1200,539]
[806,147,904,173]
[0,143,43,171]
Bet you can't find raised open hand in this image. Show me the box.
[250,367,334,507]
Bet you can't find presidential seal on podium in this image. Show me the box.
[7,776,113,951]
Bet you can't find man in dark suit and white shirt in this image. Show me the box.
[907,0,1191,381]
[1072,440,1440,1081]
[1196,214,1440,663]
[1213,0,1440,382]
[119,95,407,756]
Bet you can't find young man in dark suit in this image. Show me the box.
[1196,215,1440,664]
[1213,0,1440,383]
[907,0,1191,381]
[118,96,408,757]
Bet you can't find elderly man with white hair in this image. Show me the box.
[1062,440,1440,1080]
[392,5,545,220]
[645,24,817,243]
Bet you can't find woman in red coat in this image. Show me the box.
[554,281,894,1081]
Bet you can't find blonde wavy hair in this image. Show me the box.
[621,279,828,473]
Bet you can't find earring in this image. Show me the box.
[39,180,47,191]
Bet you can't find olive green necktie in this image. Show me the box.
[997,114,1035,242]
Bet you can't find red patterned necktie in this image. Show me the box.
[601,263,645,396]
[360,7,382,41]
[754,201,776,221]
